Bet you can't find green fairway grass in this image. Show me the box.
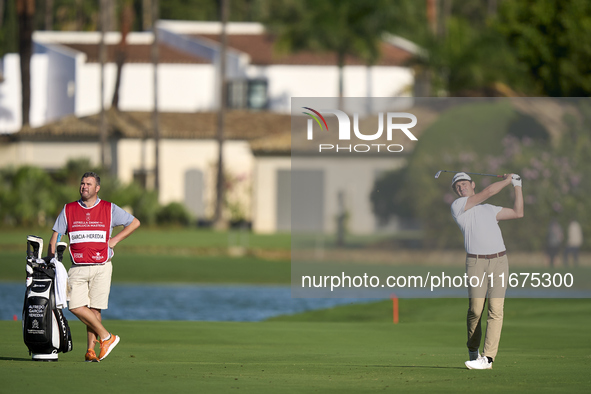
[0,250,290,284]
[0,227,291,251]
[2,299,590,393]
[0,228,291,284]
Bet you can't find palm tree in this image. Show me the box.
[213,0,229,227]
[16,0,34,126]
[151,0,160,194]
[44,0,54,30]
[99,0,107,168]
[111,1,134,110]
[266,0,394,109]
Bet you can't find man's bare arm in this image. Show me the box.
[108,218,141,248]
[464,174,513,211]
[48,231,59,257]
[497,184,524,221]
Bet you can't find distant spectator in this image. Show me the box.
[564,220,583,266]
[547,219,563,268]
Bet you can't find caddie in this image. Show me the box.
[49,172,140,362]
[450,172,523,369]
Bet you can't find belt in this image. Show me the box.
[467,251,506,259]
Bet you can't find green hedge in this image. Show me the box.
[0,159,191,227]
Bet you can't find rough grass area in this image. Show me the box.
[2,299,590,393]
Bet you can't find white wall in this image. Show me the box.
[0,136,255,221]
[252,156,291,233]
[1,34,219,133]
[76,63,217,116]
[0,140,100,168]
[45,44,79,122]
[0,54,21,133]
[117,138,254,218]
[247,65,414,113]
[0,54,48,133]
[257,156,406,234]
[2,28,415,132]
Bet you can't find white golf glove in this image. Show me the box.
[511,174,522,187]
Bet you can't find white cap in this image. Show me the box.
[451,172,472,188]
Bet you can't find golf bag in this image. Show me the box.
[22,235,73,361]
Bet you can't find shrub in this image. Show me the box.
[157,202,192,226]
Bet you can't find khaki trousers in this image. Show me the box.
[465,254,509,361]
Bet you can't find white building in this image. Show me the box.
[157,21,417,113]
[0,21,419,233]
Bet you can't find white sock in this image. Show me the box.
[102,333,111,342]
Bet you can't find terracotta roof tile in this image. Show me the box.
[250,132,291,155]
[13,107,437,156]
[14,110,291,141]
[62,43,210,64]
[195,34,412,66]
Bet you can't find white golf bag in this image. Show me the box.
[22,235,73,361]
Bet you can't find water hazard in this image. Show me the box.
[0,283,375,321]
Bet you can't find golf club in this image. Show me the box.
[434,170,503,179]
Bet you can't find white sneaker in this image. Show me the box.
[468,350,480,361]
[465,355,492,370]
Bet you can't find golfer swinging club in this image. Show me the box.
[450,172,523,369]
[49,172,140,362]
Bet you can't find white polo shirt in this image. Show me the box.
[451,197,506,254]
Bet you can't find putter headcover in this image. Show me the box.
[451,172,472,189]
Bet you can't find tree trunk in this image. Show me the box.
[439,0,452,38]
[142,0,152,30]
[99,0,108,168]
[0,0,6,29]
[337,51,344,111]
[421,0,437,97]
[112,2,134,110]
[45,0,53,30]
[151,0,160,194]
[487,0,498,17]
[426,0,437,35]
[75,0,83,30]
[106,0,117,32]
[17,0,34,127]
[213,0,229,227]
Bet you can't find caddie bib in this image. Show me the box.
[65,200,112,264]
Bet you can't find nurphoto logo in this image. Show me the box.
[302,107,418,153]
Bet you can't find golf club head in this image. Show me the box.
[434,171,442,179]
[56,242,68,263]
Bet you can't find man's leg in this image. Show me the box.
[482,297,504,361]
[467,297,485,353]
[482,254,509,362]
[88,262,120,360]
[87,308,102,349]
[70,306,110,341]
[69,266,104,361]
[466,256,487,355]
